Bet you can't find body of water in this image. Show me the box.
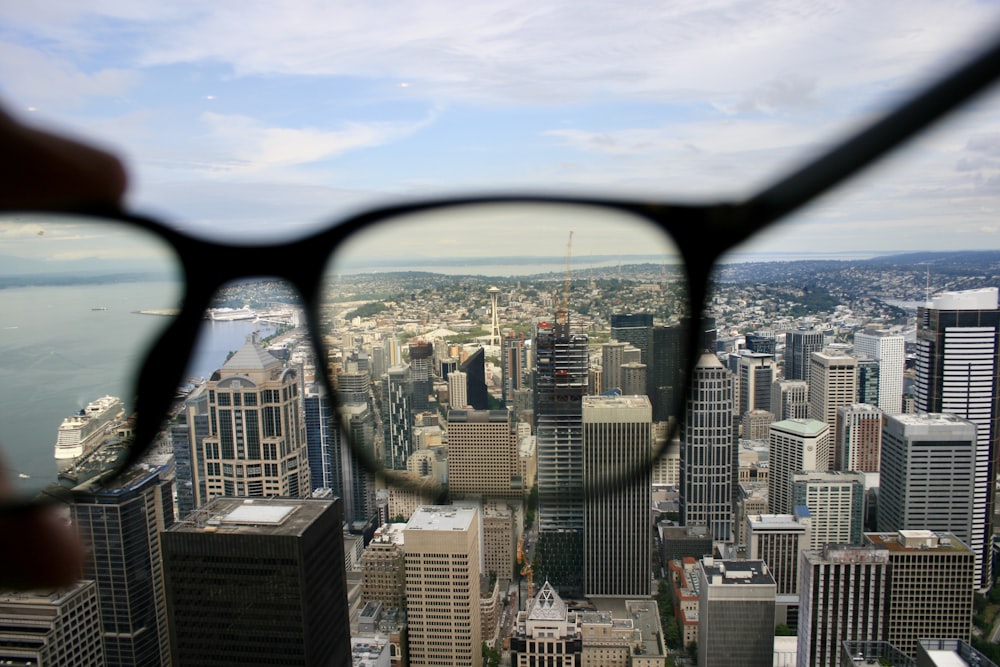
[0,281,273,496]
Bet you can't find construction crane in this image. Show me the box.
[555,230,573,329]
[517,533,535,601]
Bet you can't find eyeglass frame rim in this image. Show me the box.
[2,24,1000,511]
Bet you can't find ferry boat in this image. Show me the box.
[53,396,126,461]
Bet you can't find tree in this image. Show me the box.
[482,642,501,667]
[686,641,698,662]
[775,624,795,636]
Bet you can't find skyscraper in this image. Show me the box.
[601,341,626,393]
[162,497,350,665]
[738,351,775,418]
[856,358,881,407]
[915,287,1000,591]
[0,582,104,666]
[835,403,883,472]
[406,339,434,413]
[384,364,412,471]
[71,464,174,666]
[784,329,824,384]
[460,347,489,410]
[696,558,776,667]
[746,332,777,356]
[746,512,809,597]
[610,313,653,364]
[771,379,809,421]
[791,470,865,549]
[534,320,588,533]
[335,367,370,404]
[502,331,526,405]
[303,381,375,528]
[405,505,482,667]
[360,523,407,610]
[808,350,857,466]
[196,335,309,503]
[448,368,469,408]
[854,330,905,414]
[866,530,974,657]
[878,412,978,580]
[681,353,734,542]
[172,384,209,518]
[620,361,647,396]
[447,409,522,498]
[304,383,335,493]
[339,403,378,529]
[509,582,583,666]
[650,323,686,421]
[798,544,890,667]
[768,419,829,515]
[582,395,651,598]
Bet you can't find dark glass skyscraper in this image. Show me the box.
[610,312,653,363]
[583,395,652,598]
[407,339,434,412]
[784,330,824,383]
[72,465,174,667]
[746,333,777,356]
[460,346,489,409]
[383,364,412,471]
[162,497,350,665]
[171,385,209,520]
[304,386,335,493]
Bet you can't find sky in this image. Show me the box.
[3,1,1000,258]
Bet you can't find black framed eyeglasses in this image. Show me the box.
[3,29,1000,513]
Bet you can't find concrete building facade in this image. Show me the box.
[404,506,482,667]
[768,419,830,515]
[681,353,735,542]
[866,530,975,658]
[792,470,865,549]
[809,351,858,467]
[854,331,905,415]
[914,287,1000,591]
[835,403,883,472]
[447,409,522,499]
[878,412,979,583]
[798,544,890,667]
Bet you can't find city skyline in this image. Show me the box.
[7,259,1000,663]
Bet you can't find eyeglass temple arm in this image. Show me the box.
[726,28,1000,244]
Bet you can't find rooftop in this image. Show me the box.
[770,418,828,437]
[865,531,972,554]
[168,497,334,537]
[700,558,775,586]
[406,504,477,532]
[582,395,652,411]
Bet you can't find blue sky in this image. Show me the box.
[3,1,1000,257]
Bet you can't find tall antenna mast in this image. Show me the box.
[926,264,931,304]
[556,230,573,329]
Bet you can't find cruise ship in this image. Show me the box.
[53,396,126,461]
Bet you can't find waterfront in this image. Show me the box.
[0,281,274,496]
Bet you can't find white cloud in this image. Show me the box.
[7,1,997,108]
[0,41,139,108]
[192,111,435,175]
